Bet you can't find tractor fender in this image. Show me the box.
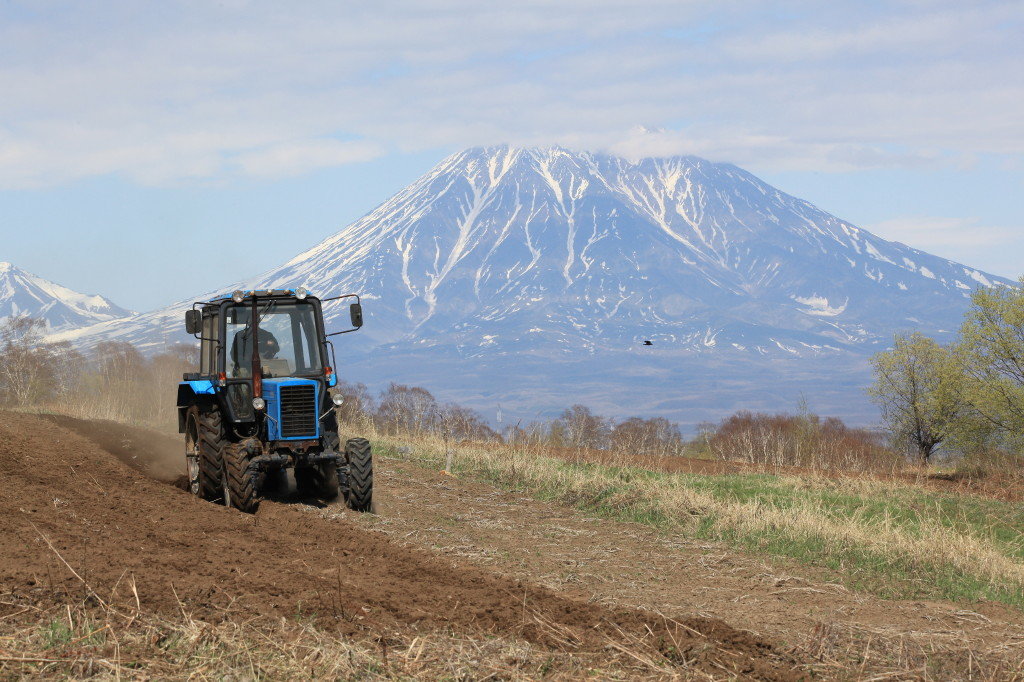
[177,380,216,433]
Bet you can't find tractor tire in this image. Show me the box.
[192,405,225,502]
[294,463,340,501]
[222,440,261,513]
[184,410,202,497]
[344,438,373,512]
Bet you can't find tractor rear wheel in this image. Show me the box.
[223,440,261,513]
[191,406,225,501]
[344,438,373,512]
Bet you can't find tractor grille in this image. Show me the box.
[279,385,317,438]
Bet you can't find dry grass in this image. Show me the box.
[367,428,1024,608]
[1,593,648,681]
[4,570,728,682]
[795,620,1024,681]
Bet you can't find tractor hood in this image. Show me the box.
[261,377,321,441]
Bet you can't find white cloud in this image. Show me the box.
[866,216,1024,278]
[603,127,945,172]
[235,139,384,177]
[867,216,1013,249]
[0,0,1020,186]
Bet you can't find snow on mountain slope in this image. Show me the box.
[51,147,1014,424]
[259,146,1011,355]
[0,262,133,332]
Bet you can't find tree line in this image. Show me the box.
[0,316,196,425]
[335,381,687,457]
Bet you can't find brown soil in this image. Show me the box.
[38,414,186,483]
[0,413,801,680]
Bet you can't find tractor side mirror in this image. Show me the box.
[185,310,202,335]
[349,302,363,328]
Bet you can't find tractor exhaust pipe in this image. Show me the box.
[251,293,262,401]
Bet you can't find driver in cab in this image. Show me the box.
[230,326,281,376]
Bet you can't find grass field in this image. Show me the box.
[373,433,1024,609]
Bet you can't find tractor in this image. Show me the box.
[176,287,371,513]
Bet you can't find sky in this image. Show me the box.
[1,0,1022,311]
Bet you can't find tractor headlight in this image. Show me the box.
[232,290,245,303]
[252,397,266,411]
[331,394,344,407]
[295,287,308,300]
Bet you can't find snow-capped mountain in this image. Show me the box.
[53,147,1014,425]
[264,146,1005,355]
[0,262,133,332]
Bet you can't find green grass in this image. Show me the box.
[38,615,107,650]
[374,438,1024,609]
[39,619,74,649]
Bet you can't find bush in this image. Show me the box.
[702,410,901,473]
[610,417,684,457]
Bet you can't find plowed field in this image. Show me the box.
[0,413,801,679]
[4,412,1023,679]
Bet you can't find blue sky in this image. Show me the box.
[1,0,1021,311]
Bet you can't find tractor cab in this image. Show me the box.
[225,299,321,380]
[176,288,371,514]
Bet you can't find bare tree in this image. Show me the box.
[147,344,199,424]
[436,403,497,442]
[375,383,439,435]
[90,341,146,421]
[48,341,84,403]
[703,410,896,472]
[550,404,611,452]
[0,316,56,406]
[333,379,376,426]
[610,417,683,457]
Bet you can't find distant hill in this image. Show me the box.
[0,261,133,332]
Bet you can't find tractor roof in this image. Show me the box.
[204,288,314,305]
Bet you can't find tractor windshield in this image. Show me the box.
[225,301,323,378]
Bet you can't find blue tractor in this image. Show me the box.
[177,288,371,513]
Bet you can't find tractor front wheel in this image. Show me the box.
[344,438,373,512]
[222,440,262,513]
